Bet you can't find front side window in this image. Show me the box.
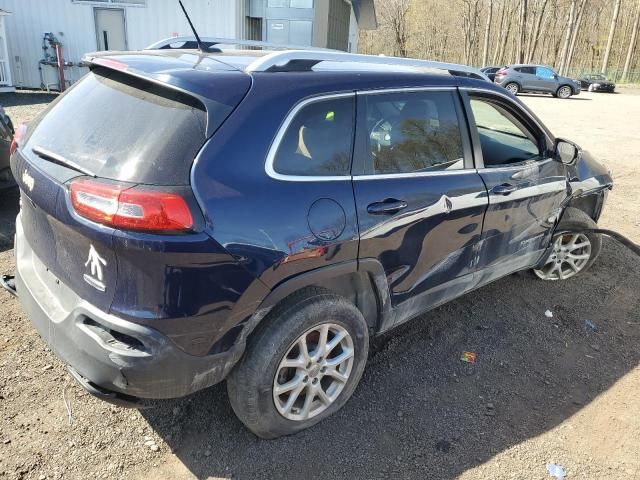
[469,98,542,167]
[272,97,354,176]
[364,91,465,174]
[536,67,555,79]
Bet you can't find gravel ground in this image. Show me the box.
[0,89,639,480]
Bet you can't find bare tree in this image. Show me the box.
[602,0,622,73]
[564,0,588,75]
[462,0,482,64]
[622,2,640,81]
[482,0,494,66]
[559,0,576,74]
[378,0,411,57]
[517,0,528,63]
[526,0,550,63]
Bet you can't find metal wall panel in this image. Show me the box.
[0,0,239,89]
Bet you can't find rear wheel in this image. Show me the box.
[556,85,573,99]
[227,288,369,439]
[505,82,520,95]
[533,208,601,280]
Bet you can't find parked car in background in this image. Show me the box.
[495,64,581,98]
[579,73,616,92]
[10,44,612,439]
[480,66,503,82]
[0,105,15,191]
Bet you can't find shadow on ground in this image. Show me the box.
[141,238,640,479]
[0,90,58,107]
[0,188,19,252]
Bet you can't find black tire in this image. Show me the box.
[532,207,602,280]
[556,85,573,99]
[505,82,520,95]
[226,287,369,439]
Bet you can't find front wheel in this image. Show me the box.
[227,288,369,438]
[556,85,573,99]
[533,208,602,280]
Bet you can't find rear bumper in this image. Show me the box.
[15,214,243,402]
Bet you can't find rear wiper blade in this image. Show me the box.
[31,146,95,176]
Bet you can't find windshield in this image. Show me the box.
[588,74,607,81]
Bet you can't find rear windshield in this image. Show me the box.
[25,68,208,185]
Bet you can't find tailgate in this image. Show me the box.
[13,151,118,310]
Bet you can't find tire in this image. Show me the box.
[226,287,369,439]
[557,85,573,99]
[532,208,602,281]
[505,82,520,95]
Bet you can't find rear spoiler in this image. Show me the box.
[82,53,235,138]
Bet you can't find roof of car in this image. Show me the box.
[82,49,504,102]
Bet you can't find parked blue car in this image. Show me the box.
[10,45,612,438]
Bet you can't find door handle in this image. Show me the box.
[491,183,518,195]
[367,199,408,215]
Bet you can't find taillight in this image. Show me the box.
[10,123,28,156]
[70,177,193,232]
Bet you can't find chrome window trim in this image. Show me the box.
[475,157,555,173]
[357,86,457,95]
[353,167,472,181]
[265,92,356,182]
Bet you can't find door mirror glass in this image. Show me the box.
[555,139,579,164]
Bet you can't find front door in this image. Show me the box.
[95,8,126,51]
[353,88,488,327]
[462,90,568,283]
[534,66,558,93]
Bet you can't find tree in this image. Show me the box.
[482,0,493,66]
[564,0,588,75]
[517,0,528,63]
[622,1,640,81]
[462,0,481,65]
[602,0,622,73]
[378,0,411,57]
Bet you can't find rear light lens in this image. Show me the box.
[70,177,193,232]
[10,123,28,156]
[495,69,507,76]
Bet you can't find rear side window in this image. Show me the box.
[25,69,208,185]
[364,91,465,174]
[514,66,535,74]
[272,97,354,176]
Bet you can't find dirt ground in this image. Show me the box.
[0,88,639,480]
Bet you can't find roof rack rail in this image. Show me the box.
[145,36,333,52]
[245,50,489,80]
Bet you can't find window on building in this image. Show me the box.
[273,97,354,176]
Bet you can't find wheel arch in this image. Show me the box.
[566,190,607,223]
[257,260,390,335]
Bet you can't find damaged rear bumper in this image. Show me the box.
[15,216,243,404]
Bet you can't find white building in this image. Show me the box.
[0,0,376,90]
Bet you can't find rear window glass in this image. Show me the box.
[25,69,208,185]
[272,97,354,176]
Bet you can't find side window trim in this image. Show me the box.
[265,92,356,182]
[459,89,552,169]
[352,86,474,179]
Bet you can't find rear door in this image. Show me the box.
[461,90,568,282]
[515,66,537,90]
[352,88,488,326]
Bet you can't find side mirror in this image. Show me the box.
[554,138,579,164]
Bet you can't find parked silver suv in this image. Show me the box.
[494,65,581,99]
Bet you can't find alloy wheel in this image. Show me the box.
[558,86,572,98]
[534,233,592,280]
[273,323,354,421]
[506,83,519,94]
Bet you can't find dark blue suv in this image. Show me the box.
[10,45,612,438]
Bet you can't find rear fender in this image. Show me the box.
[256,259,393,335]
